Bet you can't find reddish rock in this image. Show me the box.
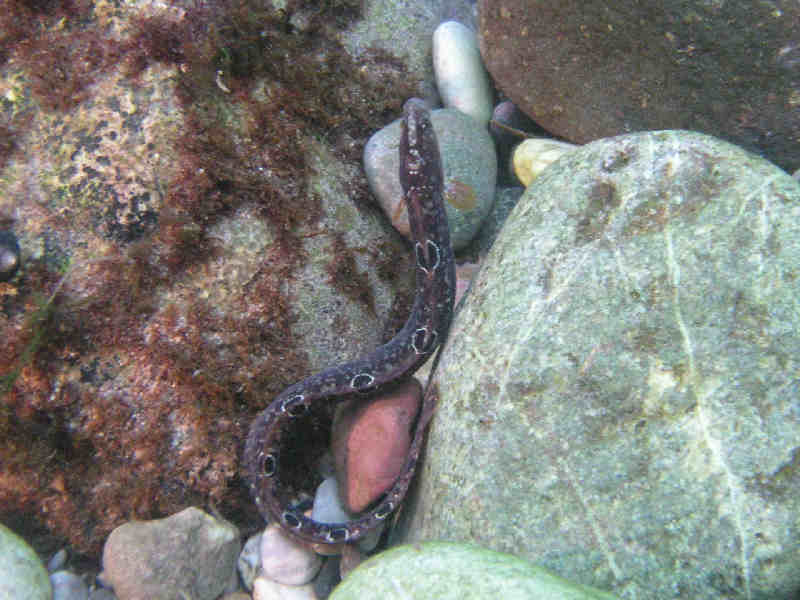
[332,378,423,513]
[478,0,800,172]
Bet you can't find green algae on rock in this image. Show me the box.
[331,541,620,599]
[400,131,800,599]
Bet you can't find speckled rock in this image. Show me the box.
[474,186,524,257]
[364,108,497,250]
[401,131,800,599]
[433,21,494,125]
[478,0,800,172]
[102,507,240,600]
[0,523,52,600]
[331,542,620,599]
[259,523,322,586]
[339,0,475,105]
[454,261,480,307]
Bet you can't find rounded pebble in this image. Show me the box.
[310,478,385,554]
[364,108,497,251]
[490,101,547,184]
[50,570,89,600]
[253,575,316,600]
[311,477,354,525]
[0,523,51,600]
[47,548,68,573]
[238,532,262,591]
[259,524,322,586]
[0,229,21,282]
[512,138,578,186]
[433,21,494,125]
[455,261,481,307]
[332,379,421,513]
[102,507,240,600]
[87,589,117,600]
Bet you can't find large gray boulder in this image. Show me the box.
[402,131,800,599]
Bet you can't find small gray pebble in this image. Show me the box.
[311,477,353,524]
[47,548,68,573]
[50,571,89,600]
[0,230,20,282]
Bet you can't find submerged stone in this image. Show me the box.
[401,131,800,599]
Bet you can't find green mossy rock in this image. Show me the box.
[399,131,800,598]
[331,542,619,599]
[0,523,51,600]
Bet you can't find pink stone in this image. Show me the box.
[332,378,423,513]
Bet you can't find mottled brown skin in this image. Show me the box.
[244,99,455,544]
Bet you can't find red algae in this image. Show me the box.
[0,0,420,557]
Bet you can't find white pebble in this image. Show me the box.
[311,477,385,553]
[512,138,578,186]
[433,21,494,125]
[50,571,89,600]
[253,576,316,600]
[311,477,353,524]
[260,524,322,586]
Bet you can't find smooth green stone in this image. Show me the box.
[331,541,619,600]
[0,523,52,600]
